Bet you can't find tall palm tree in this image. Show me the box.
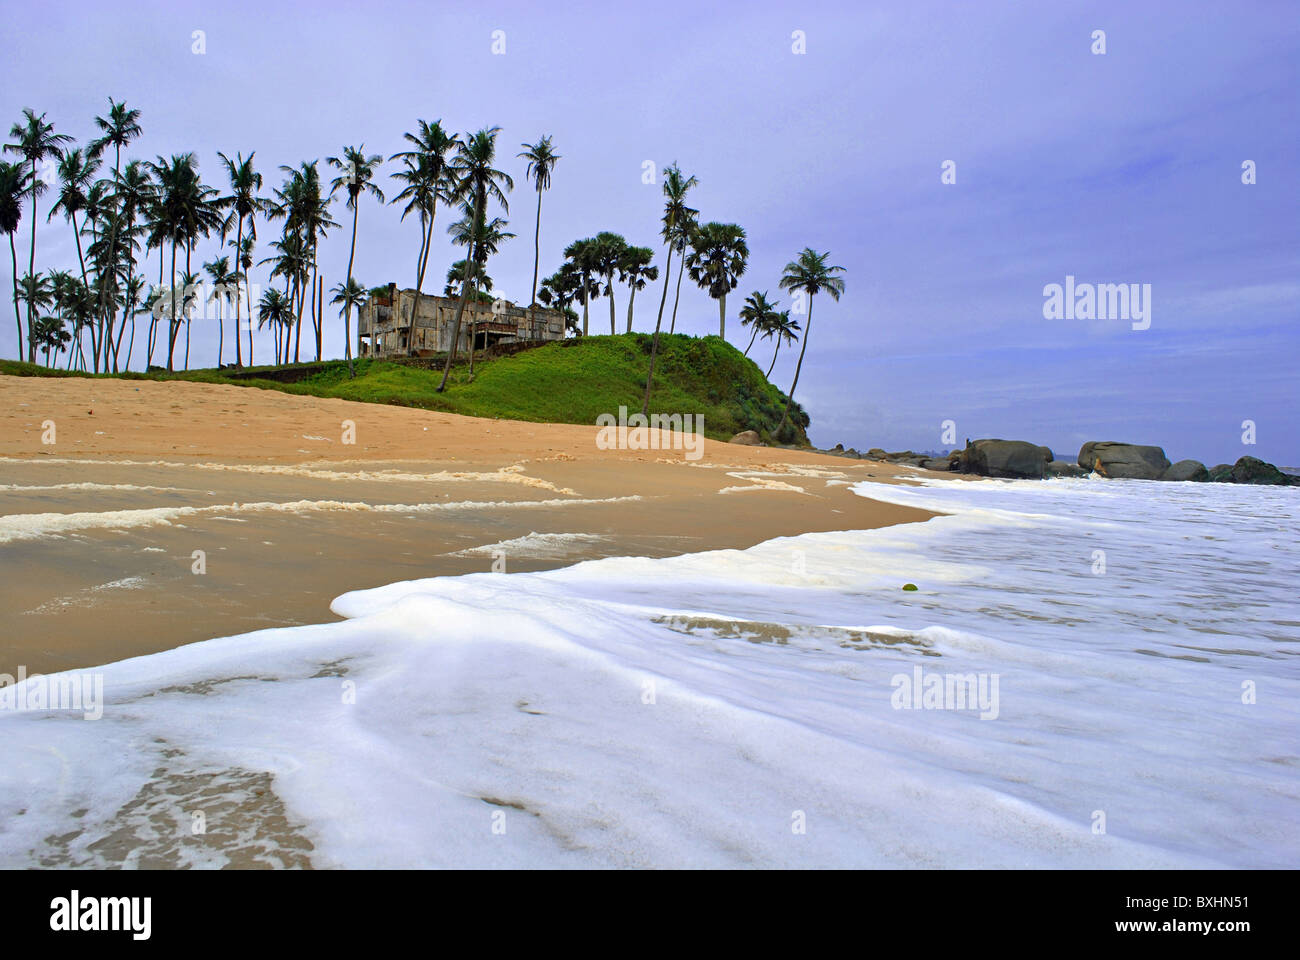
[437,127,513,392]
[444,260,493,297]
[104,160,154,371]
[390,120,459,357]
[668,213,698,334]
[777,248,846,434]
[448,204,514,375]
[217,151,267,367]
[685,222,748,340]
[738,290,780,357]
[518,136,559,338]
[641,163,698,416]
[5,109,73,361]
[47,148,99,331]
[15,271,52,359]
[234,234,256,364]
[204,255,237,366]
[592,231,628,335]
[0,160,30,359]
[617,245,658,333]
[537,263,582,336]
[88,99,142,348]
[257,287,293,364]
[328,145,385,377]
[760,309,800,379]
[562,237,601,337]
[330,277,368,366]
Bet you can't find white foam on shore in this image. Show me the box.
[0,495,644,544]
[0,478,1295,868]
[0,482,189,493]
[448,532,610,560]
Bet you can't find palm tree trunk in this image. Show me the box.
[669,247,686,334]
[436,190,484,393]
[167,239,179,371]
[245,260,254,367]
[744,324,759,357]
[718,293,726,340]
[343,204,359,377]
[765,339,780,378]
[608,277,616,335]
[9,232,21,361]
[626,284,637,333]
[778,294,813,434]
[233,215,244,366]
[184,241,192,370]
[408,207,436,357]
[528,188,542,339]
[26,161,37,363]
[639,241,674,417]
[581,273,589,336]
[217,297,224,367]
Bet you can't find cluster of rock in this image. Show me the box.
[733,431,1297,487]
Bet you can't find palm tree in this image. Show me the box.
[217,151,267,367]
[330,276,368,363]
[47,149,100,349]
[33,315,70,366]
[15,271,52,358]
[447,204,514,374]
[562,237,601,337]
[88,99,142,362]
[390,120,459,357]
[257,288,293,364]
[328,145,385,377]
[204,255,237,366]
[536,263,581,335]
[149,153,221,369]
[777,248,846,434]
[444,260,493,297]
[437,127,513,392]
[685,222,748,340]
[641,163,698,416]
[617,245,658,333]
[105,160,154,371]
[234,234,255,364]
[518,136,560,338]
[0,160,29,359]
[738,290,780,357]
[591,232,628,335]
[5,110,73,361]
[761,309,800,379]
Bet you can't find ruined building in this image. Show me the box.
[356,285,568,358]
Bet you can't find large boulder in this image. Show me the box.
[1077,441,1171,480]
[964,439,1050,479]
[919,457,954,472]
[1229,456,1300,486]
[1047,459,1087,478]
[1161,459,1209,482]
[1208,463,1234,482]
[730,430,762,445]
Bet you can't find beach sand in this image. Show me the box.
[1,374,939,676]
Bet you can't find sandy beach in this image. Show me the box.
[1,374,938,676]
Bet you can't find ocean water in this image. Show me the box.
[0,476,1296,868]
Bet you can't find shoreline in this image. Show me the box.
[1,374,943,676]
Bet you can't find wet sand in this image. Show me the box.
[1,375,940,676]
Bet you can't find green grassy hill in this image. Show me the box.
[1,334,810,444]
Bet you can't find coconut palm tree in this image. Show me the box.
[562,237,601,337]
[88,99,142,352]
[257,287,293,364]
[105,160,154,371]
[437,127,513,392]
[217,151,267,367]
[204,255,237,366]
[761,309,800,379]
[447,204,514,374]
[518,136,560,338]
[0,160,30,359]
[47,148,99,328]
[738,290,780,357]
[668,213,698,334]
[5,110,73,361]
[327,145,385,377]
[591,232,628,335]
[330,276,368,361]
[33,314,70,366]
[391,120,459,357]
[537,263,582,336]
[777,248,846,434]
[640,163,698,416]
[685,222,748,340]
[617,245,658,333]
[15,271,52,359]
[444,260,493,297]
[233,234,256,364]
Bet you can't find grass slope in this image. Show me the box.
[1,334,810,444]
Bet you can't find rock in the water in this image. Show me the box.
[919,457,954,472]
[1161,459,1209,482]
[1077,441,1171,480]
[963,439,1050,479]
[1046,459,1087,478]
[1208,463,1234,482]
[1229,456,1300,485]
[730,430,762,445]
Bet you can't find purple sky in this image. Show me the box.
[4,0,1297,465]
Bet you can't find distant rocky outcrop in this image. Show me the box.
[960,439,1051,479]
[1226,456,1300,486]
[1161,459,1209,482]
[1077,442,1171,480]
[730,430,762,445]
